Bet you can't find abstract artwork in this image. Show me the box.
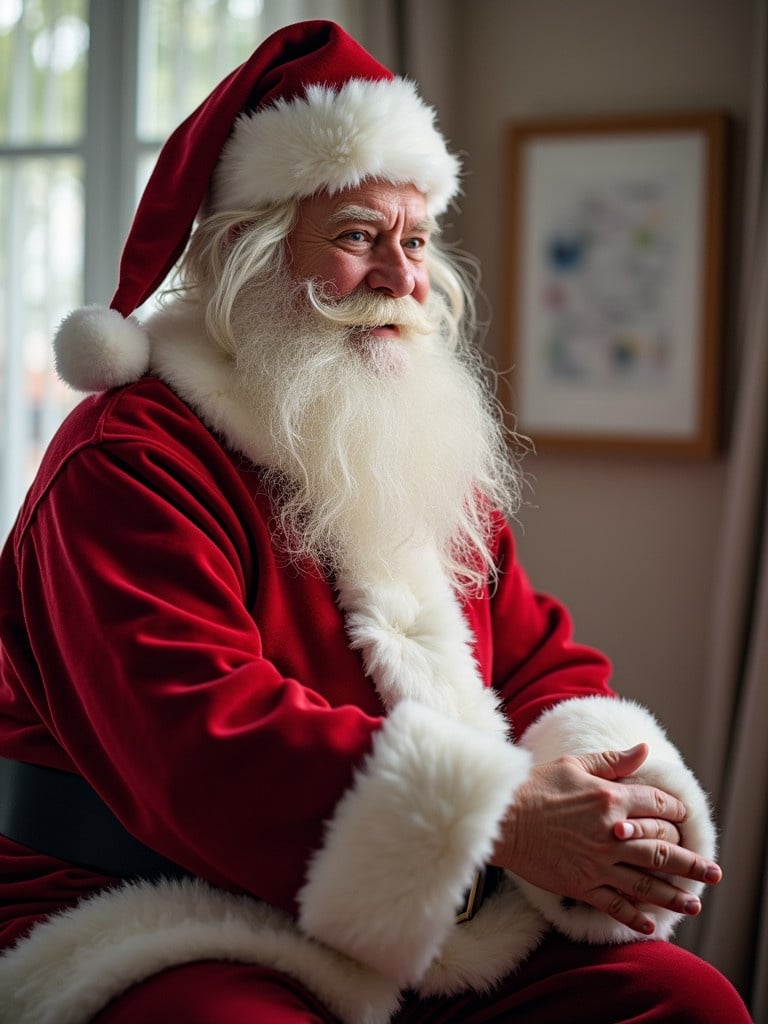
[503,113,728,456]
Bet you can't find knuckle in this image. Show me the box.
[599,787,624,817]
[631,873,654,900]
[691,855,707,879]
[602,748,622,768]
[653,842,672,870]
[606,892,626,917]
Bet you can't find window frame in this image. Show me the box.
[0,0,389,538]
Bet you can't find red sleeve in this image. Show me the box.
[13,412,381,915]
[487,520,615,738]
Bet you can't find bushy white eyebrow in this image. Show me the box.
[328,204,438,235]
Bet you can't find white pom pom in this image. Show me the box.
[54,306,150,393]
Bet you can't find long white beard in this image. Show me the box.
[229,273,522,592]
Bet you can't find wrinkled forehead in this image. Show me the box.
[295,181,437,234]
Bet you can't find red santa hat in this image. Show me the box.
[54,19,461,393]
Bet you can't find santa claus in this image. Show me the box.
[0,19,752,1024]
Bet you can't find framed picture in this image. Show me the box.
[502,112,728,456]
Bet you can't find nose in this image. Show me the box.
[365,247,417,299]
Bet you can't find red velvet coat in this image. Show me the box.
[0,332,717,1024]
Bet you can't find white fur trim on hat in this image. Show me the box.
[211,78,461,217]
[54,307,150,393]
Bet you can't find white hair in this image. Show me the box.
[169,196,526,594]
[171,197,476,357]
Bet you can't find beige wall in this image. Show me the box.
[409,0,756,765]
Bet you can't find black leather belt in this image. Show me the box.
[0,755,500,922]
[0,756,189,881]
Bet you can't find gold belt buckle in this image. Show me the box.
[455,866,486,924]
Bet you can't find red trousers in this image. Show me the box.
[94,935,753,1023]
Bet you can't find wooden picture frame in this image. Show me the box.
[502,112,728,456]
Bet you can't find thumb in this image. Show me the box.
[575,742,649,781]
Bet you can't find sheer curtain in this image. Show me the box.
[693,1,768,1017]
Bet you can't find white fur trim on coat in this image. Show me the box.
[0,698,537,1024]
[337,545,509,738]
[13,307,719,1021]
[415,876,546,998]
[0,879,401,1024]
[298,700,532,987]
[515,695,717,945]
[210,78,461,218]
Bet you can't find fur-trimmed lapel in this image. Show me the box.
[146,306,508,739]
[337,548,508,737]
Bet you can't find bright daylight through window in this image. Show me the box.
[1,0,359,540]
[0,0,87,538]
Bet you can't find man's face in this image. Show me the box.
[286,181,434,346]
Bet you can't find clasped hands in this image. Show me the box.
[491,743,722,936]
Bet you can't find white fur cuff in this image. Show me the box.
[297,699,531,986]
[515,695,717,945]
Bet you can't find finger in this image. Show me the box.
[611,864,705,917]
[622,781,688,824]
[586,885,657,935]
[575,743,650,782]
[614,839,722,885]
[613,819,682,845]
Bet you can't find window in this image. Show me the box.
[0,0,368,539]
[0,0,88,537]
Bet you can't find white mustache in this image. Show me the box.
[305,281,439,336]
